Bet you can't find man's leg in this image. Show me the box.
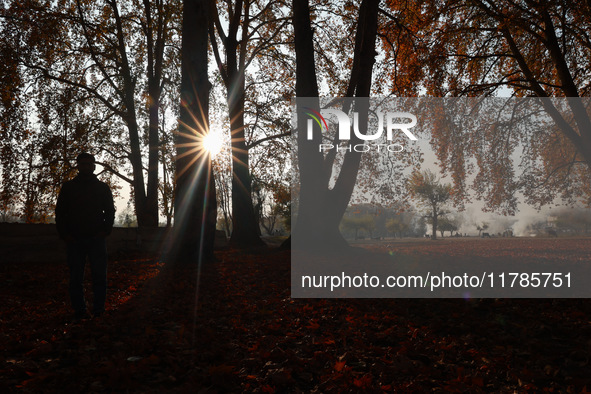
[67,241,87,315]
[89,237,108,316]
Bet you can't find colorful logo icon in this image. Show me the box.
[303,107,328,132]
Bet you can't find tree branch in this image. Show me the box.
[247,131,290,150]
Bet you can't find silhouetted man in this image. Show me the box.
[56,153,115,321]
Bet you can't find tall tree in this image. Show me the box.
[170,0,216,262]
[141,0,177,227]
[292,0,380,249]
[209,0,291,247]
[407,169,452,240]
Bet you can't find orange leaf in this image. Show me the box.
[334,360,346,372]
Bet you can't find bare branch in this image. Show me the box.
[247,131,290,150]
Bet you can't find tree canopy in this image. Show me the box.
[381,0,591,212]
[1,0,590,252]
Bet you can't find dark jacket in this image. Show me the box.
[55,174,115,239]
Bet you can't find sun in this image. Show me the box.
[202,131,223,156]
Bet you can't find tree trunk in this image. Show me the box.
[126,104,153,228]
[111,0,156,228]
[169,0,216,263]
[120,57,150,227]
[292,0,341,249]
[292,0,379,251]
[144,0,166,229]
[145,83,161,228]
[431,209,438,240]
[225,38,265,248]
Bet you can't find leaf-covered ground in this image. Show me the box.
[2,238,591,392]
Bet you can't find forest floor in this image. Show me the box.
[2,237,591,393]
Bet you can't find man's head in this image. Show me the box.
[76,152,96,175]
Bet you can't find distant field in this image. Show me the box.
[352,236,591,264]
